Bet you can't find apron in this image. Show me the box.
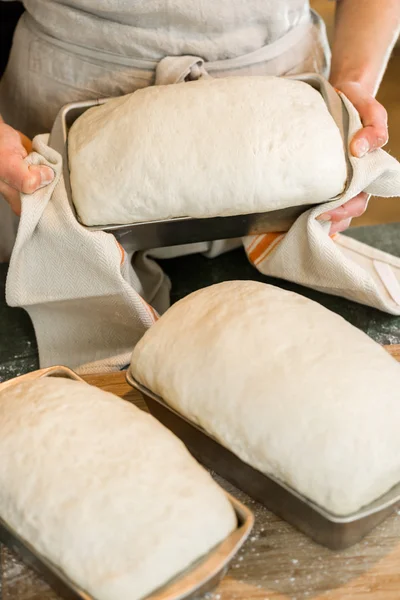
[0,8,330,261]
[20,0,314,62]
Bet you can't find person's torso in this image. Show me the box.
[22,0,311,61]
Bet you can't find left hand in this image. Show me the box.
[318,81,389,235]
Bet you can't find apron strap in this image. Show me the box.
[24,9,329,83]
[155,55,211,85]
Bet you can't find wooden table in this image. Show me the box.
[2,346,400,600]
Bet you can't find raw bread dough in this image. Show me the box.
[68,76,347,226]
[0,377,236,600]
[130,281,400,517]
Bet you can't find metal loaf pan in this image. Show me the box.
[126,373,400,551]
[48,73,349,250]
[0,367,254,600]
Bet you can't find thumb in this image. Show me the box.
[21,164,55,194]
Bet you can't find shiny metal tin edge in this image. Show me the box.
[126,372,400,550]
[288,72,352,196]
[0,495,253,600]
[0,368,253,600]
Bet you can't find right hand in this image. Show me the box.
[0,121,54,215]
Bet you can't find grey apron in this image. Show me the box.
[0,8,330,260]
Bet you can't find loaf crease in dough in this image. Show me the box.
[0,377,236,600]
[68,76,347,226]
[131,281,400,517]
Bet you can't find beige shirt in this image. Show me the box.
[22,0,312,61]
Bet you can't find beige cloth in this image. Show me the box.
[20,0,311,62]
[244,93,400,315]
[6,135,162,373]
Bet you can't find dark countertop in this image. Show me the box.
[1,223,399,382]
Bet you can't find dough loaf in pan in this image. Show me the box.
[68,76,347,226]
[0,377,236,600]
[130,281,400,517]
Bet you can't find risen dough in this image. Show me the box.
[68,76,347,226]
[0,378,236,600]
[131,281,400,517]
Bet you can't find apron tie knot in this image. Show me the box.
[155,55,210,86]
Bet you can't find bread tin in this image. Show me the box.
[126,372,400,551]
[0,367,254,600]
[48,73,350,250]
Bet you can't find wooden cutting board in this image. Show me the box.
[2,345,400,600]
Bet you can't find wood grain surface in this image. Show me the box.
[1,345,400,600]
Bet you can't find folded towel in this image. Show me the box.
[245,93,400,315]
[6,135,168,373]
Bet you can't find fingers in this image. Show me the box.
[318,192,369,235]
[338,82,388,157]
[317,80,386,237]
[351,105,388,157]
[0,162,54,215]
[318,192,369,223]
[0,122,54,195]
[1,155,53,194]
[22,165,55,194]
[329,218,353,236]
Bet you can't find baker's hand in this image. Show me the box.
[319,81,388,235]
[0,121,54,215]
